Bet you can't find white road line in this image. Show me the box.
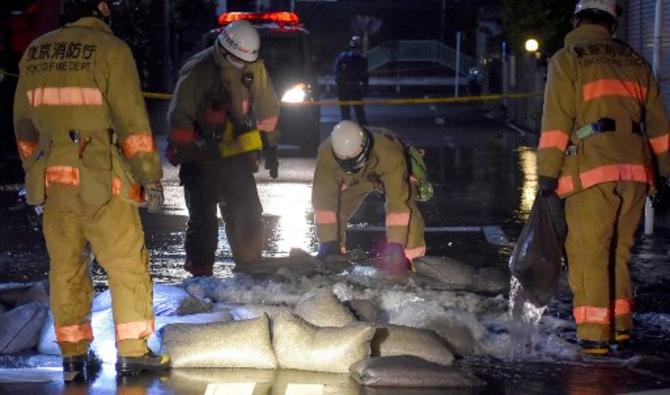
[482,225,512,246]
[349,225,513,246]
[435,117,445,125]
[205,383,256,395]
[429,105,437,110]
[350,225,482,232]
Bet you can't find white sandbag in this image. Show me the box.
[372,325,454,366]
[0,302,47,354]
[166,368,276,395]
[92,283,211,316]
[15,281,49,307]
[38,309,232,360]
[346,299,381,323]
[230,304,292,321]
[272,312,374,373]
[162,315,277,369]
[294,289,355,327]
[413,257,476,290]
[349,356,485,388]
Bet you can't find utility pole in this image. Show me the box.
[440,0,447,42]
[150,0,170,92]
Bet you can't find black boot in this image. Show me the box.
[580,340,610,356]
[62,352,101,382]
[115,350,171,376]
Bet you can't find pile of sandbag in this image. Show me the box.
[159,288,485,388]
[0,281,49,355]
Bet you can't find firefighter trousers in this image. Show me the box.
[336,180,425,255]
[43,188,154,357]
[565,181,648,342]
[337,84,367,126]
[181,152,263,274]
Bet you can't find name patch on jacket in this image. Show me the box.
[574,44,645,67]
[24,42,97,74]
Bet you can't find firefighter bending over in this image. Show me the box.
[312,121,426,274]
[537,0,670,355]
[13,0,169,380]
[167,20,280,276]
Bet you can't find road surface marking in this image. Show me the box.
[205,383,256,395]
[435,117,445,125]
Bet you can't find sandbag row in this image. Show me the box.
[159,311,483,388]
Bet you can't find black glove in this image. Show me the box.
[379,243,409,276]
[143,182,164,214]
[264,146,279,179]
[538,176,558,197]
[317,241,340,258]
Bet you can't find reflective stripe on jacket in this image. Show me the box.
[13,17,161,205]
[312,129,413,246]
[538,25,670,197]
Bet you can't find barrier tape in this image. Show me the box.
[1,70,541,105]
[144,91,542,106]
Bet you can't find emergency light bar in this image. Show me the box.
[218,12,301,26]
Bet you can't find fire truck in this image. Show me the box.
[206,11,321,156]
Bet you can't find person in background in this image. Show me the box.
[334,35,369,125]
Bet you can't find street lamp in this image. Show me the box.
[524,38,539,53]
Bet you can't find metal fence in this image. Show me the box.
[366,40,478,75]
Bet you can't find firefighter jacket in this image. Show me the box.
[313,129,414,247]
[334,49,369,89]
[13,17,162,206]
[538,24,670,198]
[167,46,279,165]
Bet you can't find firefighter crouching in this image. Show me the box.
[13,0,169,380]
[313,120,427,275]
[167,20,280,277]
[537,0,670,355]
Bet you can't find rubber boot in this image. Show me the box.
[116,350,171,376]
[580,340,610,356]
[62,351,101,382]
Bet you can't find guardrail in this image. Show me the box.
[366,40,478,75]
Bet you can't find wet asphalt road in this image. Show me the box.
[1,99,670,394]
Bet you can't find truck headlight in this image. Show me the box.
[281,83,306,103]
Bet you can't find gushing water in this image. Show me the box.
[508,275,547,359]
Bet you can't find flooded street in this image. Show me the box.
[1,101,670,394]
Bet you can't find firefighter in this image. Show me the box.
[167,20,279,276]
[334,35,368,125]
[537,0,670,355]
[13,0,170,379]
[312,120,426,274]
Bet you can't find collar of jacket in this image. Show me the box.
[66,17,113,35]
[565,24,612,46]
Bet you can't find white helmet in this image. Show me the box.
[574,0,621,20]
[331,120,371,174]
[217,20,260,62]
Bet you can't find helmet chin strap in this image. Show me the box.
[226,53,246,70]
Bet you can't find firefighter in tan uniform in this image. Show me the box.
[537,0,670,355]
[13,0,169,379]
[167,20,279,276]
[313,121,426,274]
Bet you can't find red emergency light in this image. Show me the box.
[218,11,300,26]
